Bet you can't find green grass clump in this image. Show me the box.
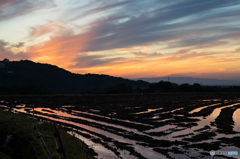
[0,109,94,159]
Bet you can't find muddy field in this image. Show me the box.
[1,93,240,159]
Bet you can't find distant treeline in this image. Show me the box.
[95,81,240,94]
[146,81,240,93]
[86,81,240,94]
[0,81,240,95]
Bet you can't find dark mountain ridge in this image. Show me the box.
[0,59,149,94]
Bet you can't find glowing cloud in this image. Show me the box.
[1,0,240,80]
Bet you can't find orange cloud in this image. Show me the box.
[27,27,94,69]
[75,49,240,79]
[29,23,63,38]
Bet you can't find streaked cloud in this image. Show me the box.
[28,23,63,38]
[0,0,55,22]
[1,0,240,80]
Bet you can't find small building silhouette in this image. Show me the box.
[3,58,9,64]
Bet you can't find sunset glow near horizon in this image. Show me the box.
[1,0,240,80]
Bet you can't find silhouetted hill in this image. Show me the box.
[0,59,149,94]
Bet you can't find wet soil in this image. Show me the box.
[1,93,240,159]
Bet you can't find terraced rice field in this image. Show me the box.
[1,94,240,159]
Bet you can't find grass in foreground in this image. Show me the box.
[0,109,95,159]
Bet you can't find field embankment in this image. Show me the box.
[0,109,96,159]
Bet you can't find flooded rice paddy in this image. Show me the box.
[1,94,240,159]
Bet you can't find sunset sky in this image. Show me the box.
[1,0,240,80]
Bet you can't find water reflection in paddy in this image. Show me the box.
[21,107,165,158]
[145,125,177,133]
[61,105,75,108]
[15,104,26,108]
[2,106,167,159]
[1,99,240,159]
[189,103,221,114]
[160,107,184,114]
[146,103,240,142]
[34,108,151,137]
[134,107,163,114]
[70,131,119,159]
[70,109,153,127]
[168,103,240,140]
[233,108,240,132]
